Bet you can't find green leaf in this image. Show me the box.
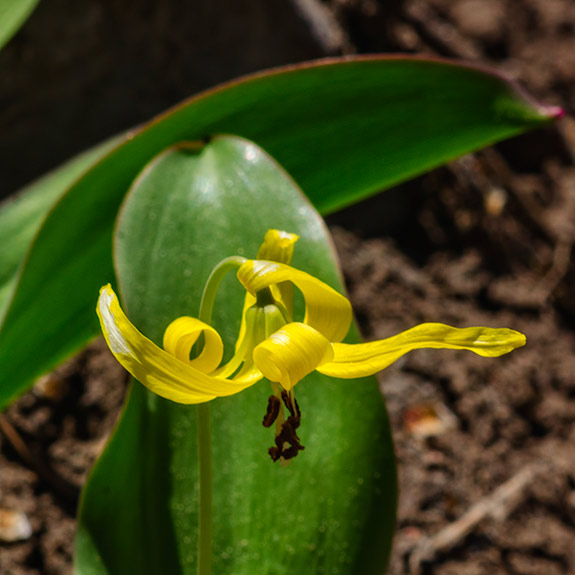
[0,57,558,408]
[75,136,397,575]
[0,137,121,317]
[0,0,39,50]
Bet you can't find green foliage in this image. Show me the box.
[75,136,397,574]
[0,138,121,315]
[0,0,39,50]
[0,57,555,409]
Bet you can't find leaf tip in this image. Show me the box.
[542,105,565,120]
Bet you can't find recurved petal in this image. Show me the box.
[253,322,334,390]
[237,260,352,343]
[96,284,259,404]
[258,230,298,319]
[318,322,526,378]
[232,230,297,354]
[257,229,299,264]
[237,230,299,331]
[163,316,224,373]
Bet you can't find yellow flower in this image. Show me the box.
[97,229,526,461]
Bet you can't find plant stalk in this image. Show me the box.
[197,402,212,575]
[196,255,245,575]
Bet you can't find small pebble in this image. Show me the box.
[403,403,456,439]
[0,508,33,542]
[485,187,507,217]
[33,374,68,401]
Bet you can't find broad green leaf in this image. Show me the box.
[75,136,397,575]
[0,57,559,408]
[0,137,121,316]
[0,0,39,50]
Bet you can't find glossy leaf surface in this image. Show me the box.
[0,138,121,317]
[0,57,557,408]
[75,136,397,574]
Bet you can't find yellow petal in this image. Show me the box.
[257,229,299,263]
[253,322,334,390]
[234,230,300,348]
[257,229,299,313]
[318,322,527,378]
[229,361,265,386]
[234,292,257,354]
[163,316,223,373]
[96,284,260,404]
[237,260,352,343]
[212,305,260,379]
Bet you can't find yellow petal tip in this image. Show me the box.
[257,229,299,264]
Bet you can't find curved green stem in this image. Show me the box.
[196,255,245,575]
[197,403,212,575]
[199,256,247,325]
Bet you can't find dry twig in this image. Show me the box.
[535,240,574,302]
[408,463,544,574]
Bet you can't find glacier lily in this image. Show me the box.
[97,229,526,461]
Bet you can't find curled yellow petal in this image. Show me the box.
[213,305,261,379]
[218,302,288,385]
[163,316,224,373]
[96,284,259,404]
[257,229,299,263]
[235,230,300,347]
[238,260,352,343]
[257,230,298,320]
[253,322,334,390]
[318,322,527,378]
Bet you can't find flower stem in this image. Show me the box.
[196,255,245,575]
[200,256,247,324]
[197,402,212,575]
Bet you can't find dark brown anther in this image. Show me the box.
[267,400,305,463]
[281,444,304,460]
[278,417,300,445]
[268,446,281,462]
[262,395,281,428]
[281,390,301,420]
[264,390,306,462]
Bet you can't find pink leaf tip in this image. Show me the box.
[543,106,565,119]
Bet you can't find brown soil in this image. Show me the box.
[1,0,573,574]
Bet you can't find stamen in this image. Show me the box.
[262,395,281,428]
[266,389,305,462]
[281,389,300,419]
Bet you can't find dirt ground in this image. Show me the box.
[0,0,573,574]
